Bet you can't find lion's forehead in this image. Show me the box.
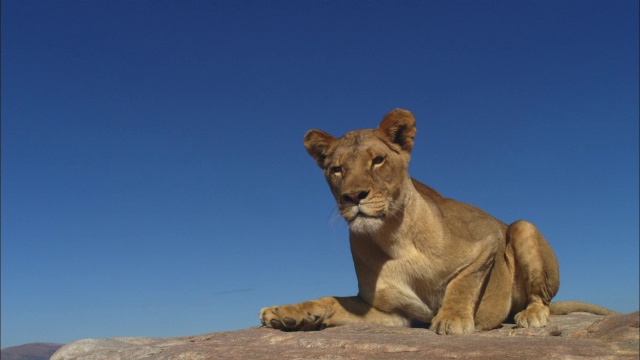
[329,130,389,162]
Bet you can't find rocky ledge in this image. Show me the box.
[52,312,638,360]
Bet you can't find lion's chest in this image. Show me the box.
[356,252,446,322]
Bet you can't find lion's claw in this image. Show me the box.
[514,304,550,328]
[260,304,326,331]
[283,317,297,327]
[430,312,475,335]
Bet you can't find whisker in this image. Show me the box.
[328,206,343,229]
[386,202,405,222]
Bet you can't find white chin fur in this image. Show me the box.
[348,216,384,234]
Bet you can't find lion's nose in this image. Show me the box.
[341,190,369,204]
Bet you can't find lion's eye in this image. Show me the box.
[372,156,385,166]
[330,166,342,175]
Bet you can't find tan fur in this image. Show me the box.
[260,109,617,334]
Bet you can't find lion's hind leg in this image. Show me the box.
[508,220,560,328]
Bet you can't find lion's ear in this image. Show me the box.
[304,129,336,168]
[378,108,416,153]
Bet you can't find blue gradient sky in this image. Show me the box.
[2,0,638,348]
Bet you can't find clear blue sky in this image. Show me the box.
[2,0,638,348]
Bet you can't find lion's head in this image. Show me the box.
[304,109,417,233]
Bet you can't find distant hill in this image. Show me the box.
[1,342,64,360]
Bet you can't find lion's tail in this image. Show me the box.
[549,301,620,316]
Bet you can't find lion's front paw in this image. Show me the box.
[514,303,550,328]
[259,302,327,331]
[430,311,475,335]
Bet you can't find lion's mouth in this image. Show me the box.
[343,208,385,223]
[339,202,387,225]
[344,210,386,233]
[353,212,384,220]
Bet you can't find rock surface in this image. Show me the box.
[52,312,639,360]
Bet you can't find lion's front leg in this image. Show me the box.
[431,259,493,335]
[260,297,332,331]
[260,296,408,331]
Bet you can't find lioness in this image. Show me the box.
[260,109,616,334]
